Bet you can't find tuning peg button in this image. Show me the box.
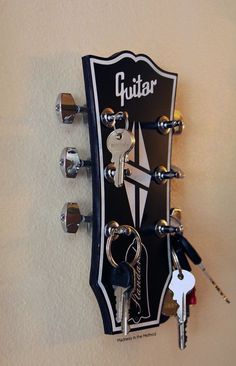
[155,219,183,239]
[60,202,91,233]
[157,111,184,135]
[153,165,184,184]
[170,208,182,225]
[56,93,87,124]
[173,110,184,134]
[101,108,129,128]
[59,147,91,178]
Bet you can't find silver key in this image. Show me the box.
[169,270,195,350]
[113,286,132,333]
[111,261,136,335]
[114,286,128,323]
[107,128,135,187]
[121,289,132,335]
[121,266,136,335]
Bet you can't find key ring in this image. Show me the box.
[113,111,129,132]
[106,224,142,268]
[171,249,184,280]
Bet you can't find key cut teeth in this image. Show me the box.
[184,318,188,347]
[114,286,123,323]
[179,314,188,350]
[121,292,131,336]
[178,320,187,350]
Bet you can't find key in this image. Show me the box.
[107,128,135,187]
[171,236,192,272]
[111,261,133,323]
[175,234,230,303]
[183,302,191,347]
[121,263,136,335]
[110,261,136,334]
[162,288,179,316]
[169,270,195,350]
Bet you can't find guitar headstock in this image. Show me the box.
[81,51,184,333]
[58,51,184,334]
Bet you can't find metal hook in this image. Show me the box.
[106,224,142,268]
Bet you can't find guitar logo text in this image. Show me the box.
[115,71,157,107]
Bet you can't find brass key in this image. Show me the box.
[162,289,179,316]
[106,128,135,188]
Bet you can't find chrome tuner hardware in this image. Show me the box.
[104,220,120,240]
[153,165,184,184]
[104,220,134,242]
[56,93,87,124]
[101,108,129,128]
[170,208,182,225]
[60,202,91,233]
[59,147,91,178]
[157,110,184,135]
[155,219,183,239]
[104,163,131,184]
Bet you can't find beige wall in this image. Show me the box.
[0,0,235,365]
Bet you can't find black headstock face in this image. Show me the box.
[82,51,178,334]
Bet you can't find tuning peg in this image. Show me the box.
[173,110,184,134]
[59,147,91,178]
[60,202,91,233]
[155,219,183,239]
[104,163,131,183]
[153,165,184,184]
[157,110,184,135]
[56,93,87,124]
[100,108,129,128]
[170,208,182,225]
